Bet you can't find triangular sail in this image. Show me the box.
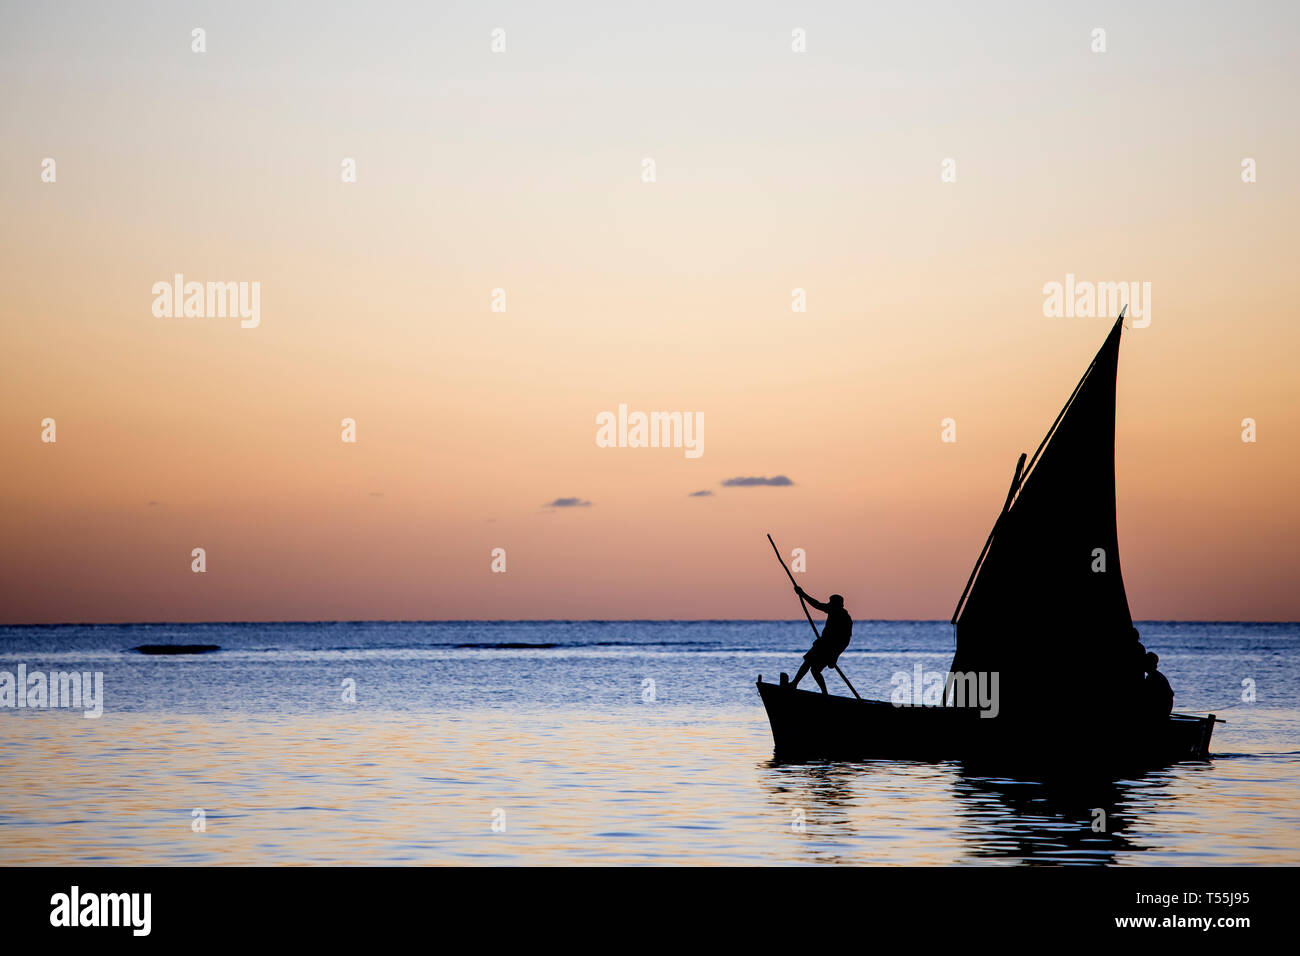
[950,315,1132,719]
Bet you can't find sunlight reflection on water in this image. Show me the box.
[2,708,1296,865]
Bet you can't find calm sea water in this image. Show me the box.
[1,621,1296,865]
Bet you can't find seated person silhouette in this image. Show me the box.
[787,587,852,694]
[1142,651,1174,718]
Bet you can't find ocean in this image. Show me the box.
[1,621,1296,865]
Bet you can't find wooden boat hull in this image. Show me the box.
[756,676,1214,773]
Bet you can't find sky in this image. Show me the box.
[2,1,1298,623]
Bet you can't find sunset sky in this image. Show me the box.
[2,1,1297,623]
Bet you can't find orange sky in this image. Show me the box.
[2,3,1297,622]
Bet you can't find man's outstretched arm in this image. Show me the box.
[794,585,831,613]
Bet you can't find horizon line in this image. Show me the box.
[2,618,1297,628]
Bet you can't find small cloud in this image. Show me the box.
[721,475,794,487]
[368,492,385,498]
[688,489,714,497]
[545,497,592,508]
[146,500,161,507]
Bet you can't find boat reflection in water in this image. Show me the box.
[758,758,1200,865]
[947,768,1182,865]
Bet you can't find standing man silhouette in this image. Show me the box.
[788,587,852,694]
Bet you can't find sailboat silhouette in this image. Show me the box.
[756,310,1217,774]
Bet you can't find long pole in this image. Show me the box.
[766,534,861,699]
